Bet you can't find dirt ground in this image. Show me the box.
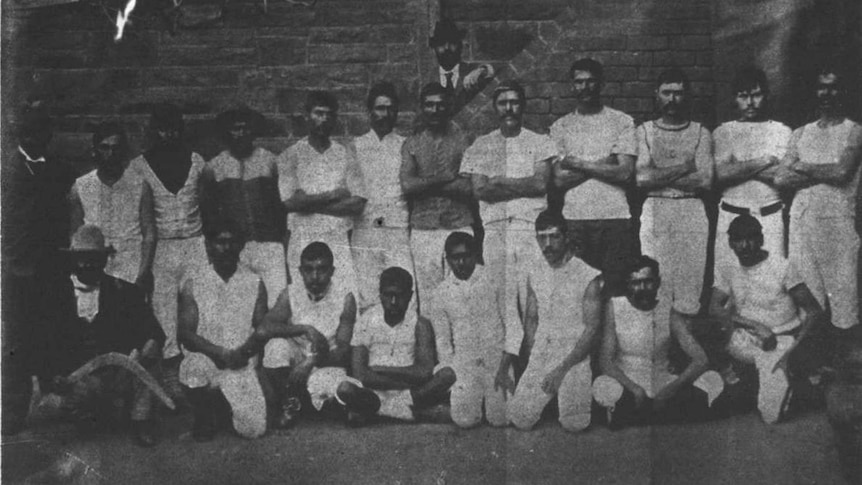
[1,408,849,485]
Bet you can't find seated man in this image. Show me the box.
[336,267,455,425]
[593,255,723,429]
[178,220,268,440]
[51,225,164,447]
[427,232,518,428]
[507,211,603,432]
[258,242,357,428]
[711,214,825,424]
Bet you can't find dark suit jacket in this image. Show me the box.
[440,62,493,115]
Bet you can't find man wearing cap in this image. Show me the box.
[428,19,495,114]
[131,104,210,402]
[70,122,156,288]
[351,82,416,310]
[56,225,165,446]
[713,67,789,272]
[201,108,286,307]
[550,58,638,296]
[2,106,76,435]
[401,83,476,305]
[594,255,722,429]
[711,214,825,424]
[460,80,557,347]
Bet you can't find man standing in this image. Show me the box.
[549,58,638,295]
[401,83,476,303]
[711,215,825,424]
[594,256,722,429]
[636,68,713,323]
[428,19,495,114]
[259,242,357,428]
[507,211,603,432]
[278,91,366,296]
[70,123,156,288]
[777,66,862,332]
[336,267,455,425]
[351,82,416,310]
[460,80,557,338]
[178,220,268,440]
[426,232,516,428]
[132,104,209,400]
[201,108,287,306]
[2,107,76,435]
[713,67,790,270]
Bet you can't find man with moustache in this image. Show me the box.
[549,58,638,296]
[593,255,722,429]
[400,83,475,304]
[278,91,366,295]
[636,68,713,327]
[428,19,495,114]
[711,215,825,424]
[776,66,862,332]
[201,108,286,307]
[507,211,603,432]
[460,80,557,351]
[70,123,156,288]
[351,82,416,311]
[713,68,790,272]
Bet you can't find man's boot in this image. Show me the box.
[185,387,216,442]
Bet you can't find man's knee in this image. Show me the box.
[507,399,539,431]
[435,366,456,388]
[451,408,482,429]
[559,413,591,433]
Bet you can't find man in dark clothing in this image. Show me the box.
[1,107,76,436]
[429,19,495,115]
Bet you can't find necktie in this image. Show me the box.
[444,72,454,93]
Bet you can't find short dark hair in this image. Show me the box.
[305,91,339,113]
[215,107,264,138]
[656,67,690,90]
[150,103,184,132]
[92,122,128,147]
[731,66,769,95]
[380,266,413,291]
[492,79,526,104]
[727,214,763,238]
[535,209,567,235]
[444,231,476,256]
[625,255,660,279]
[300,241,334,266]
[420,82,449,102]
[569,58,604,83]
[204,217,243,242]
[367,81,400,111]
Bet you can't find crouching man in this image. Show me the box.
[178,220,268,440]
[593,255,723,429]
[336,267,455,425]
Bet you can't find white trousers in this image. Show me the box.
[239,241,287,308]
[179,353,267,438]
[640,198,708,315]
[153,236,207,358]
[450,358,508,428]
[727,329,794,424]
[351,225,415,310]
[715,202,785,277]
[410,226,472,308]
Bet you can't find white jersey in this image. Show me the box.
[611,295,674,396]
[288,280,349,350]
[713,120,790,207]
[188,264,260,351]
[351,304,417,368]
[132,153,206,239]
[353,130,408,229]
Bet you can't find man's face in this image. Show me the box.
[657,82,688,118]
[369,95,397,136]
[735,85,767,122]
[445,242,477,281]
[626,266,661,311]
[380,283,413,324]
[537,226,567,266]
[308,105,336,138]
[729,232,764,267]
[206,230,244,274]
[433,41,462,71]
[494,90,523,132]
[93,135,125,173]
[815,73,841,115]
[152,122,182,149]
[421,94,449,129]
[226,120,254,157]
[572,70,602,107]
[299,257,334,297]
[72,252,108,285]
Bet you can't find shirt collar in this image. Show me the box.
[439,65,460,86]
[18,146,45,163]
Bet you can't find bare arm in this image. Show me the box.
[351,345,411,390]
[236,281,269,358]
[773,283,826,372]
[563,153,635,186]
[668,127,714,192]
[136,183,156,287]
[472,157,552,202]
[322,293,357,368]
[655,309,709,399]
[284,187,352,213]
[314,196,367,217]
[790,124,862,186]
[370,316,436,386]
[715,155,778,188]
[635,125,695,189]
[774,128,816,190]
[400,141,454,197]
[552,159,590,191]
[177,280,230,367]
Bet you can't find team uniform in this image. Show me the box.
[179,264,267,438]
[507,256,599,432]
[636,121,714,315]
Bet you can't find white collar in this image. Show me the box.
[439,65,460,86]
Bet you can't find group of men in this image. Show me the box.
[3,22,860,446]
